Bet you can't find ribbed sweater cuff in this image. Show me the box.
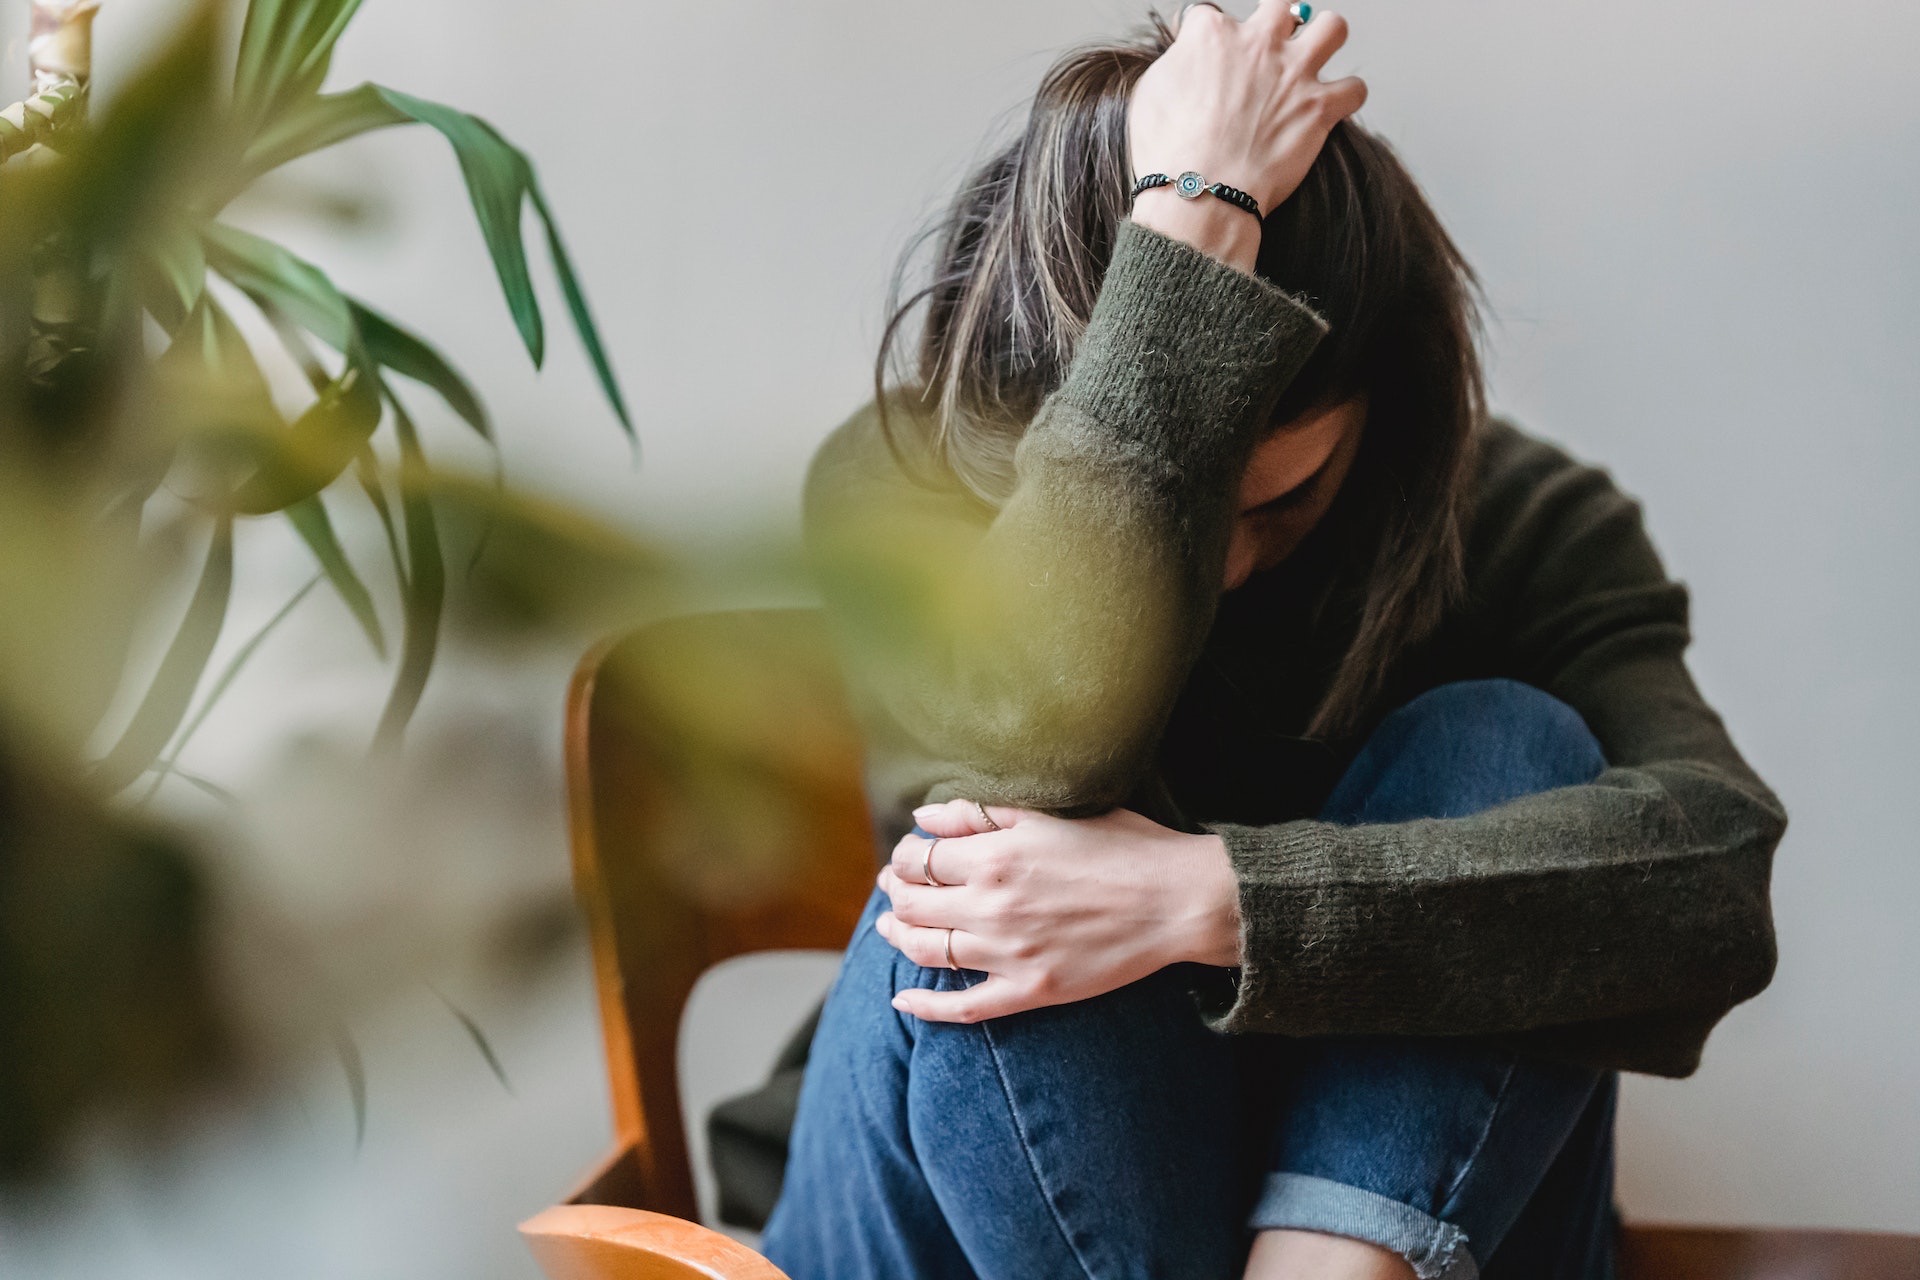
[1199,819,1347,1035]
[1049,218,1330,479]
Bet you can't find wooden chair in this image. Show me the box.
[521,610,1920,1280]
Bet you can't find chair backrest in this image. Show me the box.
[562,609,876,1222]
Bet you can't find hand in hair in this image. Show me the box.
[1129,3,1367,272]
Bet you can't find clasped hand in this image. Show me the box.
[874,800,1243,1023]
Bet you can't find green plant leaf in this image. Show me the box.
[286,496,385,656]
[142,574,322,808]
[226,361,382,514]
[93,517,236,795]
[370,90,539,355]
[430,985,513,1095]
[236,81,407,181]
[355,446,407,591]
[142,223,208,335]
[203,221,353,347]
[529,186,634,441]
[166,293,279,430]
[166,765,242,806]
[331,1024,367,1152]
[202,224,384,511]
[371,391,444,753]
[366,87,632,438]
[234,0,366,126]
[350,300,491,443]
[224,80,632,440]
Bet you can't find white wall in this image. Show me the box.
[7,1,1916,1274]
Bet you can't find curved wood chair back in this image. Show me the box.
[556,609,874,1222]
[526,608,1920,1280]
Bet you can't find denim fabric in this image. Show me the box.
[762,679,1618,1280]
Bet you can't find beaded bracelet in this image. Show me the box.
[1130,170,1264,222]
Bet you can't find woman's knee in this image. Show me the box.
[1323,679,1606,824]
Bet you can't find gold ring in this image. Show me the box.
[944,926,959,971]
[923,837,947,887]
[973,800,1001,831]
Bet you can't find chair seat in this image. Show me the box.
[521,1205,787,1280]
[1619,1224,1920,1279]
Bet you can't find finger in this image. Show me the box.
[1318,73,1368,122]
[1247,0,1298,40]
[911,798,996,839]
[1173,1,1227,36]
[879,867,968,929]
[892,976,1038,1025]
[889,831,980,887]
[1288,9,1350,76]
[874,912,990,972]
[914,798,1025,838]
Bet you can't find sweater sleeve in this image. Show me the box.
[1201,430,1785,1077]
[804,219,1330,820]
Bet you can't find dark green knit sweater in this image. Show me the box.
[708,218,1784,1227]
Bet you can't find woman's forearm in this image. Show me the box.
[1129,197,1262,276]
[808,222,1326,820]
[807,0,1367,822]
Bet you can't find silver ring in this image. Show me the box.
[944,927,959,971]
[1288,2,1313,24]
[922,837,947,888]
[972,800,1001,831]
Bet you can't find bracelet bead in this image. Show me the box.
[1129,171,1264,223]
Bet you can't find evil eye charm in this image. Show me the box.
[1176,170,1207,199]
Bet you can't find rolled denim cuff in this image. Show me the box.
[1249,1172,1478,1280]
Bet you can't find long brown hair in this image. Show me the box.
[873,12,1486,738]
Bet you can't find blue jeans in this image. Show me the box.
[762,680,1618,1280]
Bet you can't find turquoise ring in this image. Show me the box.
[1289,2,1313,23]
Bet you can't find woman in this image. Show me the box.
[726,5,1785,1278]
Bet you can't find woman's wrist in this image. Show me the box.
[1173,831,1244,968]
[1127,192,1262,276]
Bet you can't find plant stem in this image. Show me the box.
[17,2,99,386]
[30,0,98,95]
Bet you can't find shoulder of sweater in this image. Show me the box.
[1466,414,1679,612]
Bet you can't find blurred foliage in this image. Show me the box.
[0,728,228,1181]
[0,0,646,1180]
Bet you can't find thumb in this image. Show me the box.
[912,797,1023,838]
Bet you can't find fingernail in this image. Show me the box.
[891,994,910,1012]
[912,805,940,821]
